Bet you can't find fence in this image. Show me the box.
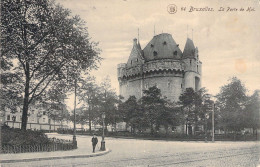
[1,138,75,154]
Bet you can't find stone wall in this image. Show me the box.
[143,74,183,102]
[119,77,143,100]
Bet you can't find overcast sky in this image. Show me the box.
[56,0,260,107]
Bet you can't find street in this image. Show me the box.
[1,133,260,167]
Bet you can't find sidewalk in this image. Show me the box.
[0,149,111,163]
[0,133,111,163]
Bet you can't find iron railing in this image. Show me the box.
[1,138,75,154]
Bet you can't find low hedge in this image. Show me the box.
[1,124,51,146]
[56,128,258,141]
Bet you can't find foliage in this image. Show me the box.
[118,86,184,134]
[216,77,248,132]
[118,96,146,132]
[99,76,121,128]
[72,76,120,130]
[1,124,50,145]
[1,0,101,130]
[77,76,102,131]
[139,86,165,134]
[244,90,260,130]
[71,107,87,125]
[178,87,207,134]
[0,72,24,112]
[139,86,180,134]
[40,82,69,123]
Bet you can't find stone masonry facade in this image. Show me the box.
[117,33,202,102]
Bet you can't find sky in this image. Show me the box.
[55,0,260,107]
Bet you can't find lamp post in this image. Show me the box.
[73,79,77,149]
[205,113,209,142]
[12,116,16,128]
[205,94,215,143]
[100,112,106,151]
[212,103,215,142]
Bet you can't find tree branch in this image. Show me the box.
[28,32,49,50]
[28,72,56,104]
[17,54,26,73]
[30,47,55,79]
[29,60,67,96]
[28,60,67,103]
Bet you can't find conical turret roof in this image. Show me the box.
[126,38,143,67]
[183,38,196,59]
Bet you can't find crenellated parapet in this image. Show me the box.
[143,59,184,74]
[118,64,142,79]
[118,59,185,80]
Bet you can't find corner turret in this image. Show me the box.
[126,38,143,67]
[183,38,196,59]
[182,38,202,91]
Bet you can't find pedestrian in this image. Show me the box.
[91,134,98,153]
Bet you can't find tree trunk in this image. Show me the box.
[125,122,128,131]
[88,105,92,132]
[185,122,188,135]
[21,67,30,130]
[81,124,84,134]
[21,101,29,130]
[150,123,154,135]
[164,125,168,135]
[54,118,56,131]
[89,119,91,132]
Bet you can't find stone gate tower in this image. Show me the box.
[117,33,202,102]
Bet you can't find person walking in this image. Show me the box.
[91,134,98,153]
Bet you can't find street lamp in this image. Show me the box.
[204,94,215,143]
[73,79,77,149]
[205,113,209,142]
[12,116,16,128]
[100,112,106,151]
[212,103,215,142]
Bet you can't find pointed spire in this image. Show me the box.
[138,28,139,43]
[187,25,189,38]
[183,38,196,59]
[127,38,143,66]
[192,29,193,40]
[133,38,137,45]
[154,25,155,36]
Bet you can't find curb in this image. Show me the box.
[0,149,111,163]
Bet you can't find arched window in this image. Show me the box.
[151,44,154,48]
[197,65,198,72]
[174,51,177,56]
[190,59,192,65]
[145,83,149,89]
[163,41,167,45]
[153,51,158,57]
[131,60,132,65]
[167,80,171,88]
[195,77,200,91]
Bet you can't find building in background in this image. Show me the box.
[117,33,202,134]
[3,106,69,131]
[117,33,202,102]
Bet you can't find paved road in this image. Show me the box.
[2,133,260,167]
